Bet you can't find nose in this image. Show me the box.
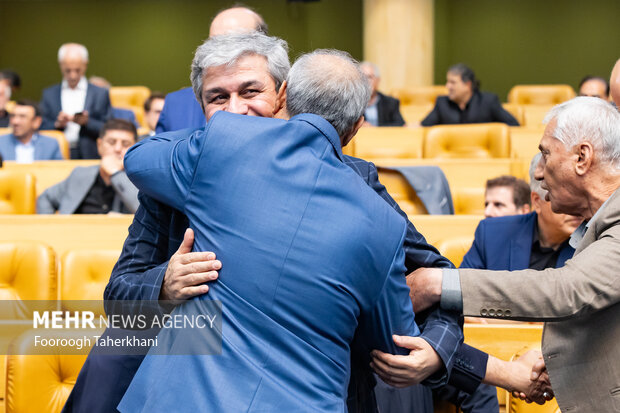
[484,204,495,218]
[227,94,248,115]
[534,157,544,181]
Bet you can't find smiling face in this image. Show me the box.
[9,104,41,141]
[536,119,583,215]
[201,54,278,121]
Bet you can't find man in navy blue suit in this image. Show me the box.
[119,45,427,412]
[462,153,580,271]
[40,43,111,159]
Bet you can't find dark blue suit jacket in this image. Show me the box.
[155,87,205,133]
[461,212,575,270]
[0,133,63,161]
[39,82,112,159]
[421,92,519,126]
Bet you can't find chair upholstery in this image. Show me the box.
[39,130,70,160]
[109,86,150,127]
[435,236,473,267]
[452,187,485,215]
[0,242,57,303]
[60,249,120,317]
[510,126,545,160]
[502,103,525,125]
[376,168,428,215]
[2,160,99,196]
[521,104,554,128]
[0,171,36,214]
[423,123,510,159]
[399,104,433,125]
[6,330,91,413]
[390,86,448,105]
[354,127,423,159]
[508,85,575,105]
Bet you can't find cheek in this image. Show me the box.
[249,97,276,117]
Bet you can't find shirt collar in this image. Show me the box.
[61,77,88,91]
[11,133,38,146]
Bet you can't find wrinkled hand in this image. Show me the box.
[406,268,442,313]
[512,351,554,404]
[73,110,89,125]
[160,228,221,302]
[370,335,442,387]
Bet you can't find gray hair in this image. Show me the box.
[543,96,620,170]
[287,49,371,137]
[190,32,289,111]
[360,61,380,78]
[529,153,545,197]
[58,43,89,62]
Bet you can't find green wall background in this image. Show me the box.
[0,0,363,100]
[435,0,620,101]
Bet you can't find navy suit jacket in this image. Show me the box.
[461,212,575,270]
[421,92,519,126]
[40,82,112,159]
[119,112,419,411]
[155,86,205,133]
[376,92,405,126]
[66,128,466,413]
[0,133,63,161]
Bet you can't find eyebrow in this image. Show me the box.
[204,80,265,96]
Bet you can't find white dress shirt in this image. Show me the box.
[61,77,88,146]
[14,134,37,163]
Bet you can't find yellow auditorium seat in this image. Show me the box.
[6,329,93,413]
[2,160,99,196]
[0,127,8,136]
[508,85,575,105]
[39,130,70,160]
[354,127,423,159]
[452,187,486,215]
[109,86,150,127]
[60,250,120,316]
[521,105,554,128]
[502,103,525,125]
[435,236,473,267]
[376,168,428,215]
[406,215,482,246]
[0,171,36,214]
[510,126,545,160]
[423,123,510,159]
[390,86,448,105]
[400,104,433,125]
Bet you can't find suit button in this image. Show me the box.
[505,310,511,317]
[480,308,488,316]
[496,309,503,317]
[488,309,495,316]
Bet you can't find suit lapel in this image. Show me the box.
[84,84,94,112]
[61,166,100,214]
[509,213,535,270]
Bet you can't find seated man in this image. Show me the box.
[578,75,609,100]
[360,61,406,126]
[0,100,63,162]
[36,118,138,214]
[422,64,519,126]
[40,43,112,159]
[484,175,531,218]
[120,45,426,411]
[139,92,165,140]
[463,153,580,270]
[0,77,11,127]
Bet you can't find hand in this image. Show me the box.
[406,268,442,312]
[73,110,89,125]
[370,335,442,387]
[100,154,124,181]
[160,228,221,302]
[55,111,71,129]
[512,351,554,404]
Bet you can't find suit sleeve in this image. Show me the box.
[124,130,204,212]
[382,97,406,127]
[36,177,68,213]
[420,102,440,126]
[104,193,177,314]
[51,141,64,160]
[155,96,172,133]
[490,94,519,126]
[110,170,140,213]
[83,89,111,138]
[460,224,620,321]
[459,221,486,269]
[39,90,58,131]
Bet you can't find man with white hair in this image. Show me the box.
[377,96,620,412]
[40,43,111,159]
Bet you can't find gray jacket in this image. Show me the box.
[36,165,139,214]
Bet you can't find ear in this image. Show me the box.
[341,116,365,148]
[575,142,594,176]
[518,203,532,215]
[33,116,42,130]
[530,191,542,213]
[273,81,287,119]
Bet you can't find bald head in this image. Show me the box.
[286,50,370,142]
[611,58,620,107]
[209,7,267,37]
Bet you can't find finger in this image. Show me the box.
[179,252,219,265]
[183,271,219,286]
[176,260,221,277]
[392,335,424,350]
[177,228,195,255]
[371,353,415,376]
[178,284,210,299]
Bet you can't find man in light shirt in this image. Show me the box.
[40,43,111,159]
[0,100,63,162]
